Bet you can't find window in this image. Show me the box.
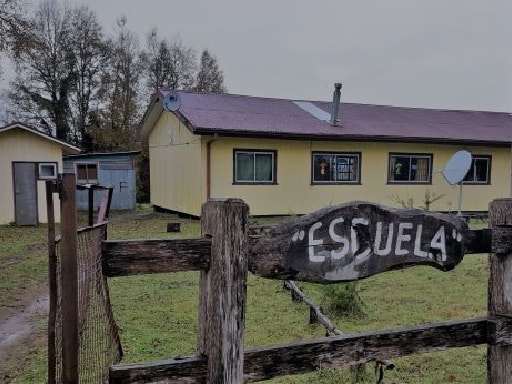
[389,153,432,183]
[312,152,360,183]
[463,155,491,184]
[38,162,57,180]
[234,150,276,184]
[76,163,98,184]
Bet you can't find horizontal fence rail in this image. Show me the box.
[109,317,512,383]
[102,238,212,276]
[94,200,512,382]
[102,229,491,279]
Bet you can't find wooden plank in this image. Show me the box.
[110,356,206,384]
[488,199,512,383]
[243,318,487,382]
[102,238,212,277]
[46,180,57,384]
[488,317,512,346]
[283,280,341,335]
[101,224,488,279]
[109,318,488,383]
[60,174,79,384]
[88,186,94,226]
[198,199,249,383]
[491,227,512,255]
[249,201,480,283]
[283,280,373,378]
[97,186,114,224]
[465,228,491,254]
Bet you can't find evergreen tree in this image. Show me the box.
[194,49,226,93]
[143,30,196,92]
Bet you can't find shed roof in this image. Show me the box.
[140,90,512,146]
[0,121,80,154]
[63,151,141,160]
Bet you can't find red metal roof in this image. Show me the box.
[151,91,512,145]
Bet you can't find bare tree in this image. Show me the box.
[10,0,74,140]
[0,0,28,76]
[94,16,142,150]
[195,49,226,93]
[9,1,109,146]
[66,5,107,148]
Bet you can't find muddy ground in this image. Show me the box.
[0,284,48,382]
[0,210,150,383]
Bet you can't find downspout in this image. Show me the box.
[206,133,219,200]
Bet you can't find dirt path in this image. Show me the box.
[0,211,151,382]
[0,286,49,382]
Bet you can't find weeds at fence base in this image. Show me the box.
[306,366,373,384]
[321,282,365,318]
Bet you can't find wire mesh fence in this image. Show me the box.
[52,224,122,383]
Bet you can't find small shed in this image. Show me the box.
[0,122,79,225]
[63,151,140,211]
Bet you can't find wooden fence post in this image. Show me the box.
[60,173,79,384]
[198,199,249,383]
[46,181,57,384]
[488,198,512,383]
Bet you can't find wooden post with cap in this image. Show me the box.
[198,198,249,383]
[60,173,79,383]
[488,198,512,383]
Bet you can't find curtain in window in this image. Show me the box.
[236,153,254,181]
[415,158,428,181]
[254,153,272,181]
[389,157,397,180]
[474,159,488,182]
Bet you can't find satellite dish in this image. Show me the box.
[163,92,181,112]
[442,150,472,185]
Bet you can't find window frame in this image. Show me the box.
[37,162,58,180]
[388,153,433,184]
[311,151,361,185]
[233,149,277,185]
[76,162,99,184]
[463,154,491,184]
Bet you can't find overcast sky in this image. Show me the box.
[4,0,512,112]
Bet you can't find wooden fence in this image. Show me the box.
[56,191,512,383]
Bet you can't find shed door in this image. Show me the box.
[13,162,38,225]
[100,169,136,210]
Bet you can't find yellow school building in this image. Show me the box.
[141,90,512,217]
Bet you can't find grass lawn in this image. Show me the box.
[7,211,489,383]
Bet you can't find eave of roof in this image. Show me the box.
[190,128,512,147]
[139,91,165,141]
[0,121,80,154]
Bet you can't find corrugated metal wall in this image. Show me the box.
[63,153,139,211]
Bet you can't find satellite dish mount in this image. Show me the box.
[163,92,181,112]
[441,150,472,217]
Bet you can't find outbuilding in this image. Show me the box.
[63,151,140,211]
[0,122,79,225]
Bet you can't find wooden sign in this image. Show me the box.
[249,201,474,283]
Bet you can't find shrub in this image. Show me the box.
[321,282,365,317]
